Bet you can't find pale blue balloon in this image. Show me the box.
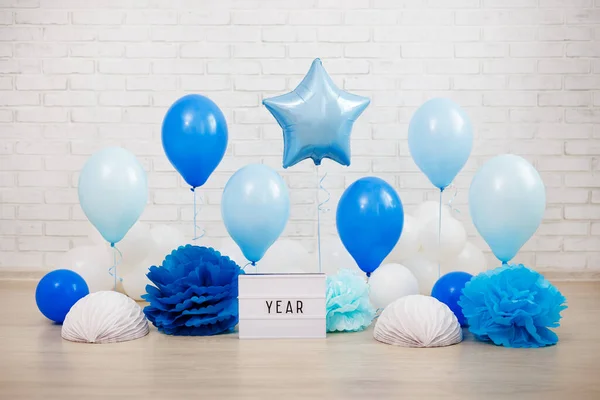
[78,147,148,245]
[469,154,546,264]
[263,58,370,169]
[408,98,473,190]
[221,164,290,264]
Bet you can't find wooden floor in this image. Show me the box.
[0,281,599,400]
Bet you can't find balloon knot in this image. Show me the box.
[366,272,371,278]
[110,242,115,248]
[251,261,256,267]
[190,187,196,193]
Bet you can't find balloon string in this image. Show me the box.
[316,166,331,273]
[447,183,460,216]
[191,188,206,242]
[438,189,443,280]
[243,262,253,272]
[109,244,123,291]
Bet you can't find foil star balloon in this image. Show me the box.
[263,58,370,169]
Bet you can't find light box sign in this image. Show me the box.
[238,273,326,339]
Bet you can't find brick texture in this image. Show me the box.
[0,1,599,273]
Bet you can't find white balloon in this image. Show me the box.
[150,225,186,261]
[219,238,309,273]
[60,245,114,292]
[413,200,452,224]
[117,222,152,267]
[420,217,467,262]
[403,255,440,295]
[257,239,310,273]
[384,215,421,263]
[368,263,419,310]
[122,261,154,301]
[219,237,249,268]
[443,241,487,276]
[320,236,360,275]
[87,226,109,248]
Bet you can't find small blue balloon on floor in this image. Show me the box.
[431,271,473,326]
[35,269,89,324]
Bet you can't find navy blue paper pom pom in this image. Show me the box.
[458,264,567,348]
[143,245,244,336]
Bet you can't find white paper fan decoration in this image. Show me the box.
[62,291,149,344]
[374,295,462,348]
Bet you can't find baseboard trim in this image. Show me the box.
[1,269,599,282]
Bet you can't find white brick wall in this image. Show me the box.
[0,0,598,274]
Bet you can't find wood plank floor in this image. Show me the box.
[0,280,599,400]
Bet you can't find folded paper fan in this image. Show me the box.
[374,295,462,348]
[62,291,149,344]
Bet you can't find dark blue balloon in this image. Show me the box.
[431,271,473,326]
[336,177,404,276]
[162,94,228,189]
[35,269,89,323]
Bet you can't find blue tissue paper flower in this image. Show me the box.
[326,269,375,333]
[458,264,567,348]
[143,245,244,336]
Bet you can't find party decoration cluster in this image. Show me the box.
[33,55,567,351]
[62,291,149,344]
[143,245,244,336]
[325,269,375,333]
[374,295,462,348]
[459,264,567,348]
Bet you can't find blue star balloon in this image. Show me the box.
[263,58,370,169]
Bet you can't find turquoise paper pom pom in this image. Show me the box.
[458,264,567,348]
[326,269,375,333]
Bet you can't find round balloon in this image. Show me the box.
[413,200,452,225]
[321,236,360,275]
[420,216,467,262]
[61,245,113,293]
[122,263,154,301]
[384,214,421,263]
[469,154,545,263]
[444,241,487,276]
[221,164,290,264]
[162,94,228,189]
[257,239,310,273]
[78,147,148,245]
[336,177,404,276]
[431,271,473,326]
[36,269,89,323]
[219,237,309,273]
[117,222,152,267]
[403,254,439,295]
[150,224,186,262]
[368,263,419,310]
[408,98,473,190]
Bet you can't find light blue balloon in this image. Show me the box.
[221,164,290,264]
[263,58,370,169]
[469,154,546,264]
[408,98,473,190]
[78,147,148,245]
